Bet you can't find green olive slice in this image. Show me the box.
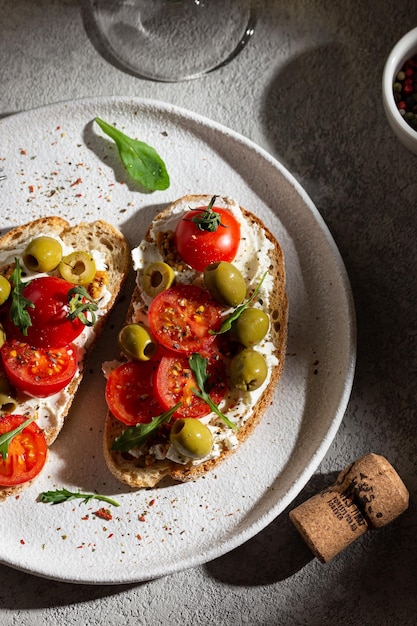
[142,262,175,297]
[0,322,6,349]
[118,324,157,361]
[59,251,96,285]
[0,275,11,306]
[170,418,214,459]
[0,377,18,415]
[23,236,63,273]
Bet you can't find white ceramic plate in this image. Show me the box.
[0,97,355,584]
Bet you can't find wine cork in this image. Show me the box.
[289,454,409,563]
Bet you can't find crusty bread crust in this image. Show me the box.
[0,216,130,501]
[104,195,288,488]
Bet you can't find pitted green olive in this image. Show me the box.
[0,377,18,415]
[0,275,11,306]
[59,250,96,285]
[231,308,269,347]
[170,418,214,459]
[204,261,246,306]
[23,236,63,272]
[118,323,157,361]
[230,348,268,392]
[142,262,175,297]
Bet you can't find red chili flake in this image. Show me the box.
[56,126,61,130]
[136,534,142,541]
[82,515,89,521]
[138,515,146,522]
[20,149,27,155]
[70,177,82,187]
[149,499,156,507]
[77,545,84,549]
[94,508,113,521]
[20,539,25,545]
[28,185,35,193]
[107,533,114,539]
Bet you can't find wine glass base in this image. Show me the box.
[84,0,257,82]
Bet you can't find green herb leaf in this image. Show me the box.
[38,488,120,507]
[95,117,170,191]
[0,416,36,460]
[67,286,99,327]
[9,258,34,335]
[112,402,182,452]
[210,271,268,336]
[189,353,238,430]
[189,195,226,232]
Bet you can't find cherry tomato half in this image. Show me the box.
[0,414,47,486]
[154,352,227,419]
[6,276,86,348]
[148,284,222,355]
[174,207,241,272]
[1,339,78,398]
[105,360,165,426]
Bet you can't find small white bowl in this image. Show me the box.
[382,26,417,154]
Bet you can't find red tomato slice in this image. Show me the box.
[0,414,47,486]
[1,339,78,398]
[154,352,227,419]
[5,276,86,348]
[148,284,222,355]
[174,206,241,272]
[105,360,165,426]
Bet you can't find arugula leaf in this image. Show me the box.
[112,402,182,452]
[67,286,99,327]
[95,117,170,191]
[0,416,35,460]
[9,258,34,335]
[210,271,268,336]
[189,354,238,430]
[39,488,120,507]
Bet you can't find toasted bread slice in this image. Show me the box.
[103,195,288,488]
[0,217,130,500]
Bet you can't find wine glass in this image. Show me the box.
[83,0,257,82]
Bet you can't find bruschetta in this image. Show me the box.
[103,195,288,489]
[0,217,130,500]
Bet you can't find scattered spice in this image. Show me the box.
[94,508,113,521]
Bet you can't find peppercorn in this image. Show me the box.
[394,54,417,130]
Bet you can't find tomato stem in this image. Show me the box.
[188,196,228,233]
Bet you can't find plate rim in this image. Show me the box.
[0,96,356,584]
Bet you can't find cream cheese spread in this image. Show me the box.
[0,231,112,436]
[129,196,279,466]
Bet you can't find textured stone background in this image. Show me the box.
[1,1,416,624]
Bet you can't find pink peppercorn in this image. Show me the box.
[393,53,417,130]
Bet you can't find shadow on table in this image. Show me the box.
[204,472,333,585]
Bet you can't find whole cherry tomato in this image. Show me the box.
[174,199,241,272]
